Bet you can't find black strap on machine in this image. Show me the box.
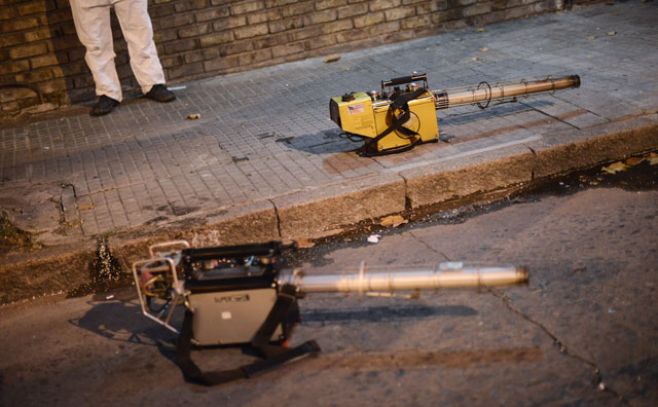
[175,284,320,386]
[358,87,427,157]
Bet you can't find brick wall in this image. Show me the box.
[1,0,569,117]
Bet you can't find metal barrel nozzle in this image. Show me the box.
[278,262,529,294]
[433,74,581,110]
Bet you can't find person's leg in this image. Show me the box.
[69,0,122,102]
[112,0,167,96]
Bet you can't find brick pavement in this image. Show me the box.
[0,1,657,244]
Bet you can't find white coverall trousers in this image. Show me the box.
[69,0,166,102]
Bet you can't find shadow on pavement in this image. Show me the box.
[302,304,477,325]
[69,298,179,347]
[280,129,362,155]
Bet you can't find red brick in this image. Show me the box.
[337,3,368,18]
[315,0,348,10]
[264,0,298,6]
[247,9,282,24]
[304,34,336,49]
[252,32,289,49]
[174,0,209,12]
[10,43,48,59]
[233,23,269,39]
[281,1,314,17]
[0,87,38,103]
[0,7,18,20]
[203,54,240,71]
[354,12,385,28]
[230,1,265,15]
[289,25,324,41]
[39,78,69,94]
[369,0,401,11]
[401,14,432,29]
[217,40,254,56]
[167,61,205,79]
[271,42,305,58]
[151,3,177,18]
[178,23,210,38]
[430,0,448,12]
[1,17,39,32]
[160,54,183,68]
[199,31,233,47]
[163,38,198,54]
[335,27,369,43]
[268,16,304,33]
[15,68,55,83]
[212,16,248,31]
[368,20,400,35]
[18,1,55,15]
[24,27,54,42]
[30,54,59,69]
[0,33,24,48]
[303,9,337,25]
[322,19,353,34]
[195,6,230,22]
[384,6,416,21]
[154,28,178,43]
[0,60,30,76]
[463,2,493,17]
[238,49,272,66]
[156,13,195,29]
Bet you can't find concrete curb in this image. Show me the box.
[1,114,657,304]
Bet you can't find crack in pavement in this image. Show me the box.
[488,288,629,405]
[269,198,283,239]
[407,231,451,262]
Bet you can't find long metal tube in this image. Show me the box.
[278,262,528,294]
[433,75,580,110]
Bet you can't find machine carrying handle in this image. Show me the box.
[181,241,288,262]
[382,73,427,88]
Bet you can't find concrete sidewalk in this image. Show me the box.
[1,2,657,302]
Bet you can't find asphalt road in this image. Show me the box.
[1,159,656,406]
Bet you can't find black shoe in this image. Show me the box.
[144,84,176,103]
[90,95,120,116]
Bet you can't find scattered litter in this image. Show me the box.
[625,156,644,166]
[439,133,455,143]
[586,35,596,40]
[295,238,315,249]
[647,152,658,165]
[324,54,341,63]
[479,47,489,52]
[598,382,606,391]
[106,294,115,300]
[472,56,480,62]
[78,202,95,211]
[607,31,617,36]
[476,27,485,33]
[380,215,408,228]
[601,161,628,174]
[187,113,201,120]
[43,146,50,150]
[367,234,382,244]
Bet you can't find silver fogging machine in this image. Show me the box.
[132,240,528,385]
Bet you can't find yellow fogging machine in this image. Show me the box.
[329,73,581,156]
[132,240,528,386]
